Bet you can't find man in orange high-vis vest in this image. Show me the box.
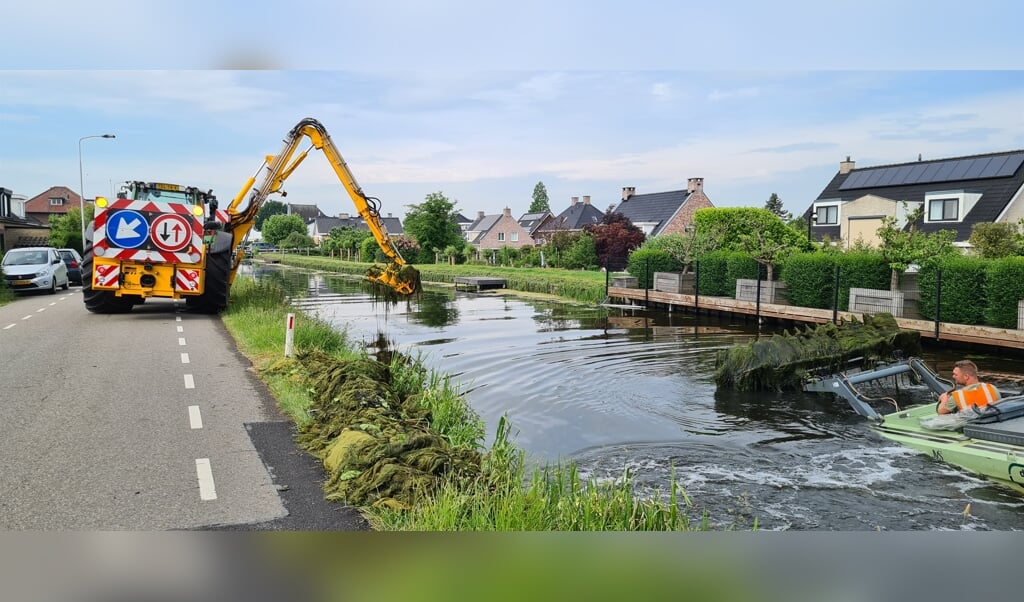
[937,359,1001,415]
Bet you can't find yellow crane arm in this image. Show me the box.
[227,118,419,295]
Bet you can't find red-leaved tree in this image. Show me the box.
[584,211,645,271]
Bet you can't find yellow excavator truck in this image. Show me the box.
[82,118,420,313]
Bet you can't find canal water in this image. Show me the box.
[257,266,1024,531]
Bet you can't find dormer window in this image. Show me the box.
[49,197,65,206]
[815,205,839,225]
[928,198,959,221]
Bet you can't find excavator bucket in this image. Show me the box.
[366,262,421,296]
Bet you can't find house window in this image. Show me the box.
[511,232,519,242]
[816,205,838,225]
[928,198,958,221]
[49,197,65,206]
[497,232,505,242]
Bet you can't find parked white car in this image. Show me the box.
[1,246,71,294]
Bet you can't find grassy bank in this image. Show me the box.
[268,254,612,304]
[222,276,707,530]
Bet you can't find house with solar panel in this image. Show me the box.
[809,151,1024,249]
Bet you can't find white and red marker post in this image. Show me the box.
[284,313,295,357]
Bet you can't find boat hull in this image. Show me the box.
[872,404,1024,494]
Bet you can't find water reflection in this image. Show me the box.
[249,265,1024,530]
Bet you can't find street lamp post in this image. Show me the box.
[78,134,116,249]
[807,209,818,249]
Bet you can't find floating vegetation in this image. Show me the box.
[295,350,482,510]
[713,313,921,391]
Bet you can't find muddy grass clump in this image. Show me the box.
[295,350,481,510]
[713,313,921,392]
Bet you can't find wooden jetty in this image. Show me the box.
[606,286,1024,353]
[453,277,507,292]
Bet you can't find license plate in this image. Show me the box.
[14,280,31,286]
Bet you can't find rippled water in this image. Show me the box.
[256,266,1024,531]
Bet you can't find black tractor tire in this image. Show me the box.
[81,241,134,314]
[188,249,231,314]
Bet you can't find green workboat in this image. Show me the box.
[804,357,1024,494]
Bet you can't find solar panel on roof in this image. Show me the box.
[997,154,1024,176]
[981,155,1010,177]
[838,152,1024,190]
[962,157,992,179]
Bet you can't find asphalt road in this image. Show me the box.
[0,287,366,531]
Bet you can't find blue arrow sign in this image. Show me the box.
[106,210,149,249]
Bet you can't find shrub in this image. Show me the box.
[918,255,989,325]
[781,252,838,309]
[983,257,1024,328]
[626,248,682,289]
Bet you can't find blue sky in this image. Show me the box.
[3,2,1024,221]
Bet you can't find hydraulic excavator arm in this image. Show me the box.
[226,117,420,295]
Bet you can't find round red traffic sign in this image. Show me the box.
[150,213,193,252]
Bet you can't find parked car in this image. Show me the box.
[1,247,70,293]
[57,248,85,285]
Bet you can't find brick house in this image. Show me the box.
[465,207,535,250]
[534,196,605,243]
[23,186,81,226]
[611,178,714,236]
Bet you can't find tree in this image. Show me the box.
[764,193,791,221]
[876,203,958,291]
[280,231,314,249]
[255,200,287,231]
[48,206,88,253]
[968,222,1021,258]
[403,191,463,264]
[583,211,645,271]
[562,232,598,269]
[529,181,551,213]
[261,214,307,245]
[642,229,721,274]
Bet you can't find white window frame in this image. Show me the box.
[497,232,505,242]
[511,232,519,242]
[49,197,65,206]
[813,203,839,225]
[928,197,959,221]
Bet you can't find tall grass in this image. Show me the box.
[273,255,612,304]
[370,416,705,531]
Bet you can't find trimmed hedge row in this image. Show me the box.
[917,256,1024,328]
[780,252,890,311]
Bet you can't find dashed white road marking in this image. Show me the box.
[195,459,217,501]
[176,325,184,333]
[36,307,46,313]
[3,323,15,330]
[184,374,195,389]
[188,405,203,429]
[181,353,190,364]
[21,315,32,320]
[176,316,182,322]
[49,302,57,306]
[178,337,187,346]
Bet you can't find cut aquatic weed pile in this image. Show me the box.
[295,349,484,511]
[713,312,922,391]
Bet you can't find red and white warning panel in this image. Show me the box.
[95,264,121,288]
[176,268,201,292]
[94,198,203,262]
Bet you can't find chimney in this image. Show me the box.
[839,156,856,174]
[582,195,591,205]
[477,210,486,219]
[686,178,703,194]
[621,187,635,201]
[338,212,350,219]
[571,196,579,206]
[502,207,512,218]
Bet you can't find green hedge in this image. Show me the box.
[917,256,989,325]
[626,248,682,289]
[984,257,1024,328]
[834,252,890,311]
[780,252,837,309]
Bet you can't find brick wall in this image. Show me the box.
[658,191,714,236]
[477,213,535,249]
